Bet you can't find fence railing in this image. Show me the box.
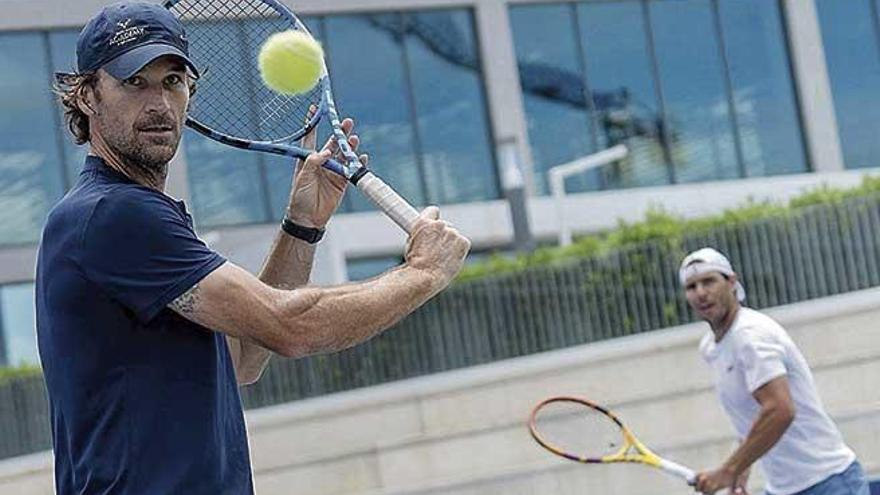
[4,195,880,460]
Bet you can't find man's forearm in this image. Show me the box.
[722,405,794,475]
[228,230,317,384]
[280,263,441,357]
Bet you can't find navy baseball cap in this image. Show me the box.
[75,1,199,80]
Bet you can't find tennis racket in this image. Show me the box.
[528,396,696,485]
[163,0,420,233]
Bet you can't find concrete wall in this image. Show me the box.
[2,288,879,494]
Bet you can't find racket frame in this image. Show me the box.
[528,395,696,484]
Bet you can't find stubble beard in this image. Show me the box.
[95,112,181,185]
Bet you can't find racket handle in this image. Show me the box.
[354,171,420,233]
[659,458,697,485]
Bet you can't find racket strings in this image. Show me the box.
[167,0,324,142]
[533,401,624,460]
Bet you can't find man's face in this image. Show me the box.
[87,55,190,169]
[684,271,738,325]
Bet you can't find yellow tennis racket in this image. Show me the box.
[528,396,696,484]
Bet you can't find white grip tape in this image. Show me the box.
[357,172,420,233]
[659,458,697,485]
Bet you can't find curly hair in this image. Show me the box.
[54,72,100,145]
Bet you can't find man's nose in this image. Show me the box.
[143,85,172,112]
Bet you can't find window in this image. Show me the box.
[0,283,38,367]
[816,0,880,170]
[577,0,668,188]
[179,9,498,227]
[0,33,66,245]
[48,29,90,184]
[182,21,270,227]
[718,0,807,177]
[510,0,806,194]
[510,4,597,195]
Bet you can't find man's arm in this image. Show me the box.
[695,376,795,494]
[169,207,469,365]
[221,117,360,384]
[221,232,318,385]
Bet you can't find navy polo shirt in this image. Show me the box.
[35,156,253,494]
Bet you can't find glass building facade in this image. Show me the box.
[510,0,807,195]
[816,0,880,170]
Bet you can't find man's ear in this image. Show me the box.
[728,273,739,293]
[77,81,99,116]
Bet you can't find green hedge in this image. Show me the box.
[457,175,880,281]
[0,365,41,383]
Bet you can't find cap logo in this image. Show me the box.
[109,18,146,47]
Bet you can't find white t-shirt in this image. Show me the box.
[699,307,855,495]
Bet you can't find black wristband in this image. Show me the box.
[281,217,325,244]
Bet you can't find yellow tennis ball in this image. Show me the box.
[258,30,324,95]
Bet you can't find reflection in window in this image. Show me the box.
[510,4,597,195]
[578,0,668,188]
[510,0,805,193]
[649,0,738,183]
[404,10,498,204]
[0,33,66,245]
[331,10,499,211]
[718,0,807,176]
[816,0,880,170]
[324,14,425,213]
[0,283,38,367]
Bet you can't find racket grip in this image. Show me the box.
[659,458,697,485]
[355,171,420,233]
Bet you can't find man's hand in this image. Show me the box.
[405,206,471,289]
[695,467,737,494]
[286,116,367,228]
[732,466,750,494]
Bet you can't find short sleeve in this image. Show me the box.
[77,189,225,323]
[736,329,787,393]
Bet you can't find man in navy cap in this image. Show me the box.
[38,2,470,493]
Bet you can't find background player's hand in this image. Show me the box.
[730,466,750,495]
[286,114,367,228]
[405,206,471,288]
[695,467,737,494]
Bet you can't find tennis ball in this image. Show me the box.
[258,30,324,95]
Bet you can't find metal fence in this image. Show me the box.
[4,195,880,460]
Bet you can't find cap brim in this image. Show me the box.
[103,43,200,80]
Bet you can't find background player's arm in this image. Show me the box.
[169,208,469,371]
[696,376,795,493]
[722,376,795,472]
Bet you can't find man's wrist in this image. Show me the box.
[284,209,323,229]
[281,216,325,244]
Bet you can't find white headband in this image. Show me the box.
[679,248,746,302]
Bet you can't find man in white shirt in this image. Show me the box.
[679,248,867,495]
